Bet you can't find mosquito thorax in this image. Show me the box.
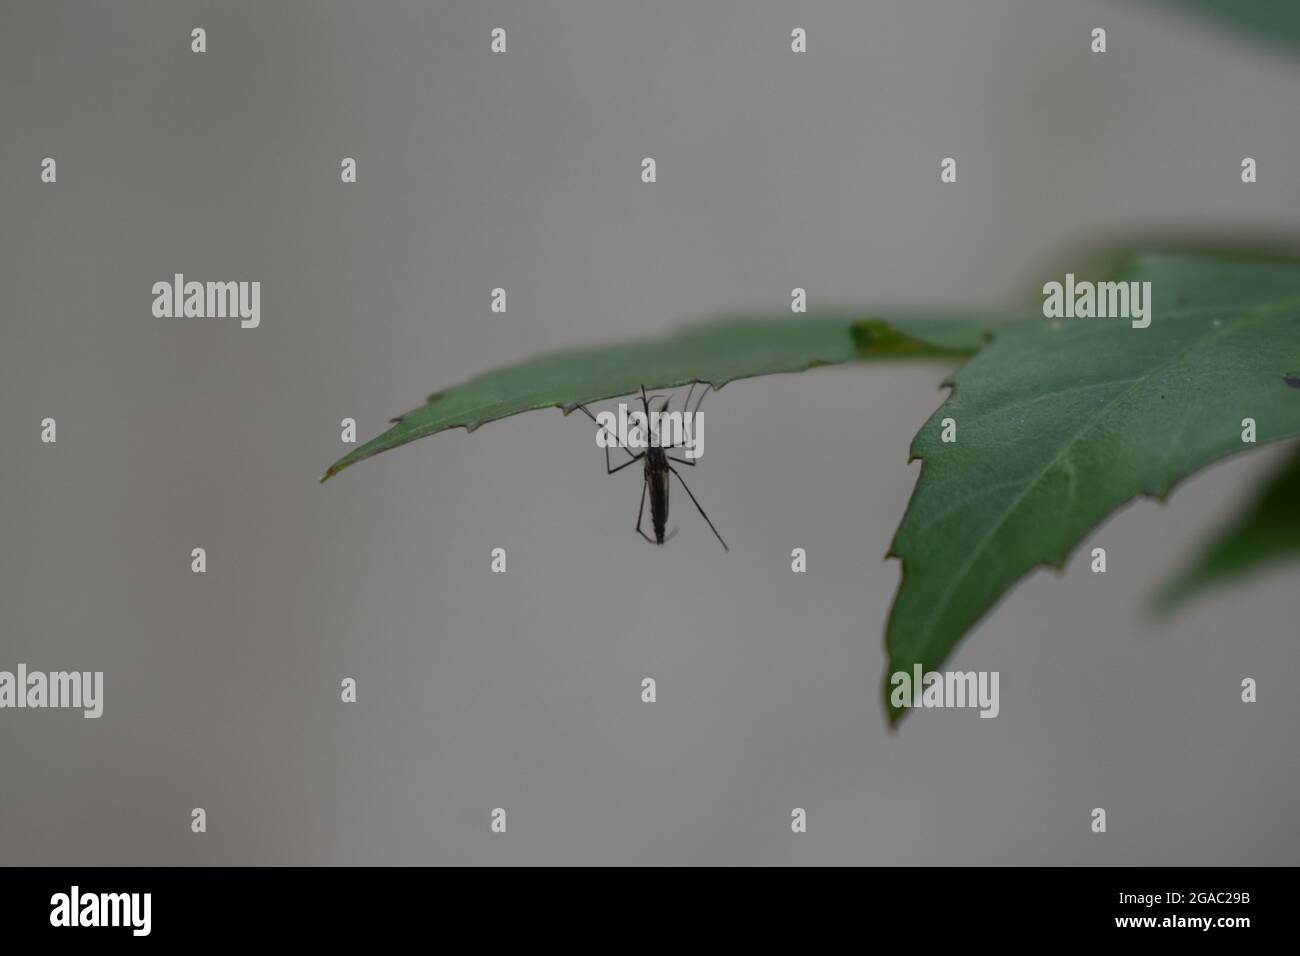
[593,402,703,460]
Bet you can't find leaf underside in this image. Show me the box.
[884,252,1300,722]
[1155,441,1300,611]
[322,313,992,481]
[1158,0,1300,53]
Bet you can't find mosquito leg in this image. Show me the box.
[670,385,712,463]
[668,466,728,551]
[635,478,656,544]
[667,455,696,467]
[661,382,708,460]
[607,452,644,475]
[576,403,641,472]
[689,382,708,418]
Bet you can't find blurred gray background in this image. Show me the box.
[2,0,1298,865]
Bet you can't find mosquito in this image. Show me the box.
[577,383,729,551]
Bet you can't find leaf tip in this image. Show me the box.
[1147,578,1191,619]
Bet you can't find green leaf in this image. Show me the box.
[1157,0,1300,53]
[322,313,991,481]
[1155,442,1300,611]
[884,252,1300,723]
